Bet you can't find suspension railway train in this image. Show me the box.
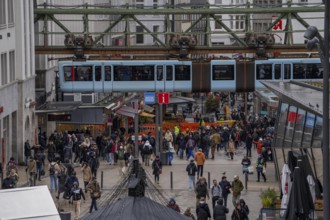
[58,58,324,93]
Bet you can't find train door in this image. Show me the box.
[155,65,164,92]
[164,65,174,92]
[274,63,281,80]
[94,65,103,92]
[103,65,112,92]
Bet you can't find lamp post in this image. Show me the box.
[304,2,329,218]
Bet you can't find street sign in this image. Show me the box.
[158,92,169,104]
[144,92,156,105]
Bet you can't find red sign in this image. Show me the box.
[272,16,283,30]
[158,92,170,104]
[0,106,3,114]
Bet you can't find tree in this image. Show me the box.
[205,95,220,113]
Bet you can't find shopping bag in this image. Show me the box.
[262,166,266,174]
[248,165,254,174]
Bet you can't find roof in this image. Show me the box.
[0,186,60,220]
[261,81,325,117]
[35,101,82,113]
[169,96,196,104]
[81,196,191,220]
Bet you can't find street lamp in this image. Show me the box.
[304,23,329,220]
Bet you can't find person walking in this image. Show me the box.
[48,160,59,193]
[211,179,222,209]
[81,162,93,193]
[195,177,209,206]
[256,154,267,182]
[213,198,229,220]
[194,149,206,178]
[70,182,86,220]
[219,176,231,208]
[227,139,235,160]
[86,176,101,213]
[24,140,31,166]
[231,202,248,220]
[210,130,221,159]
[26,156,37,186]
[117,145,126,176]
[196,197,211,220]
[152,155,162,184]
[239,199,250,218]
[186,159,198,192]
[231,175,244,207]
[142,140,153,166]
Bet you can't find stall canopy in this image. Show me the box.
[116,105,141,118]
[0,186,61,220]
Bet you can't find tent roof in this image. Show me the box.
[0,186,60,220]
[81,196,191,220]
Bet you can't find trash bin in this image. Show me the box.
[59,212,71,220]
[160,152,168,166]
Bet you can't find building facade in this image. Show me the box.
[0,0,36,164]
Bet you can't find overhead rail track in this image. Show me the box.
[34,2,326,57]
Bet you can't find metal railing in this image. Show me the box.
[258,208,323,220]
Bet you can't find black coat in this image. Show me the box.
[213,204,228,220]
[196,203,211,220]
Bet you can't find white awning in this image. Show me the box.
[0,186,61,220]
[116,105,141,118]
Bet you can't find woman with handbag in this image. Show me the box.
[152,155,162,184]
[87,176,101,213]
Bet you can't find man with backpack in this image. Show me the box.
[143,140,153,166]
[186,159,197,192]
[48,160,59,193]
[70,181,86,220]
[211,179,222,209]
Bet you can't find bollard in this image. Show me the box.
[170,171,173,190]
[101,171,104,189]
[208,172,210,189]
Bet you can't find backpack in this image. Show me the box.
[118,149,125,160]
[72,188,81,200]
[49,164,55,175]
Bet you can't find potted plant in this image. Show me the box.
[260,187,277,218]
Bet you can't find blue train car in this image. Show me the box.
[255,58,323,89]
[210,60,236,91]
[58,60,192,93]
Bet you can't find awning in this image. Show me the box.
[116,106,141,118]
[140,111,155,118]
[169,96,196,104]
[35,101,82,113]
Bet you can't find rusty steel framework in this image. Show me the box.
[34,2,325,58]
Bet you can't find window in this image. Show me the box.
[153,0,158,9]
[256,64,272,80]
[95,66,102,81]
[136,26,144,44]
[9,50,15,82]
[0,0,6,28]
[153,25,159,43]
[215,0,222,3]
[166,65,173,81]
[113,65,154,81]
[212,65,234,80]
[284,64,291,79]
[8,0,14,26]
[175,65,191,81]
[157,66,163,81]
[274,64,281,79]
[75,66,93,81]
[215,16,222,29]
[136,0,144,9]
[105,66,111,81]
[1,53,8,85]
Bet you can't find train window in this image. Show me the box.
[157,66,163,81]
[284,64,291,79]
[293,64,306,79]
[95,66,102,81]
[274,64,281,79]
[212,65,234,80]
[75,66,93,81]
[105,66,111,81]
[256,64,272,80]
[174,65,191,81]
[63,66,73,81]
[306,63,323,79]
[166,65,173,80]
[113,65,154,81]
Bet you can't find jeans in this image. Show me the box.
[167,152,173,165]
[188,175,196,191]
[222,193,228,207]
[49,174,58,192]
[186,149,194,160]
[197,165,204,178]
[90,198,98,213]
[107,153,113,164]
[212,196,220,209]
